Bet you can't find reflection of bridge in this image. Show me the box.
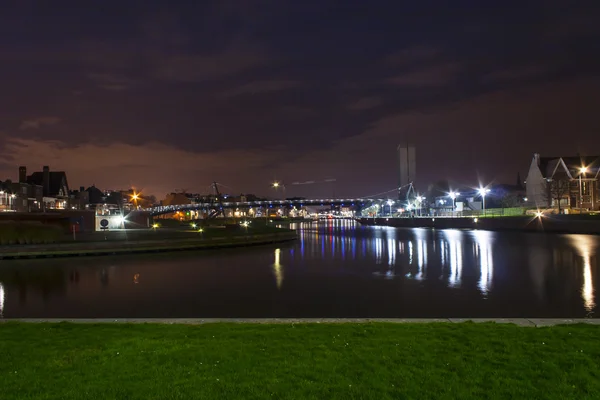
[147,198,382,216]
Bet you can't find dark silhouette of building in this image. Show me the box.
[22,166,70,210]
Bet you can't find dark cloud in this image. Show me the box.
[151,44,270,83]
[0,1,599,197]
[347,97,383,111]
[277,78,600,197]
[87,73,137,91]
[481,65,550,84]
[19,117,61,130]
[384,46,441,67]
[387,63,462,87]
[218,80,299,98]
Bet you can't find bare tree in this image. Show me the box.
[548,178,571,213]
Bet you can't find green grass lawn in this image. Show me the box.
[1,322,599,399]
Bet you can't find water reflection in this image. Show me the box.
[0,282,5,318]
[472,231,494,296]
[567,235,596,313]
[387,238,396,266]
[0,221,599,318]
[273,248,283,290]
[415,229,427,280]
[443,230,463,287]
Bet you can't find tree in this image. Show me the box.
[548,178,570,213]
[144,195,157,206]
[500,193,520,208]
[106,191,124,207]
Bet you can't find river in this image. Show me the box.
[0,220,597,318]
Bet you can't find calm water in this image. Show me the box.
[0,220,597,318]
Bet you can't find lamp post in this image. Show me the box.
[579,166,588,213]
[386,199,394,216]
[272,181,286,200]
[416,195,424,217]
[449,191,460,216]
[477,188,490,216]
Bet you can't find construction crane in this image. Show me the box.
[208,181,224,219]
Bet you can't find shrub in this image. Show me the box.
[0,221,63,245]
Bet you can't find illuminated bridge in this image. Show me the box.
[147,198,384,216]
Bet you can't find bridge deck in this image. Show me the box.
[148,198,381,215]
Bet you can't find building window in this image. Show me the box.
[22,187,27,194]
[22,199,27,207]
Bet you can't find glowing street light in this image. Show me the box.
[386,199,394,216]
[535,211,543,218]
[477,187,491,216]
[131,192,140,210]
[271,181,286,200]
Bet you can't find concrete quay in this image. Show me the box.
[357,215,600,234]
[0,231,297,260]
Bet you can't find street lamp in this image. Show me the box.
[448,191,460,214]
[477,188,491,216]
[579,166,588,213]
[386,199,394,216]
[416,195,425,217]
[131,192,140,209]
[272,181,286,200]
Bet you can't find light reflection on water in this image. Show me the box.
[0,282,5,318]
[289,220,596,315]
[0,219,598,318]
[273,248,283,290]
[566,235,596,313]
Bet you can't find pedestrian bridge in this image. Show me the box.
[147,198,382,216]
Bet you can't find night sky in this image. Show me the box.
[1,1,599,199]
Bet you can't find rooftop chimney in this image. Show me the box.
[43,166,50,196]
[19,166,26,183]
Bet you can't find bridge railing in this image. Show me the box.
[145,198,385,214]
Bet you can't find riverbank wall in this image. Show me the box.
[0,231,297,260]
[357,215,600,234]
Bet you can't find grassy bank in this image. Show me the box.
[0,221,62,245]
[1,322,599,399]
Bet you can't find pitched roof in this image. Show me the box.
[538,156,600,178]
[27,171,69,197]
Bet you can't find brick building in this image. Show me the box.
[525,154,600,211]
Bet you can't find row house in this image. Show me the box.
[526,154,600,211]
